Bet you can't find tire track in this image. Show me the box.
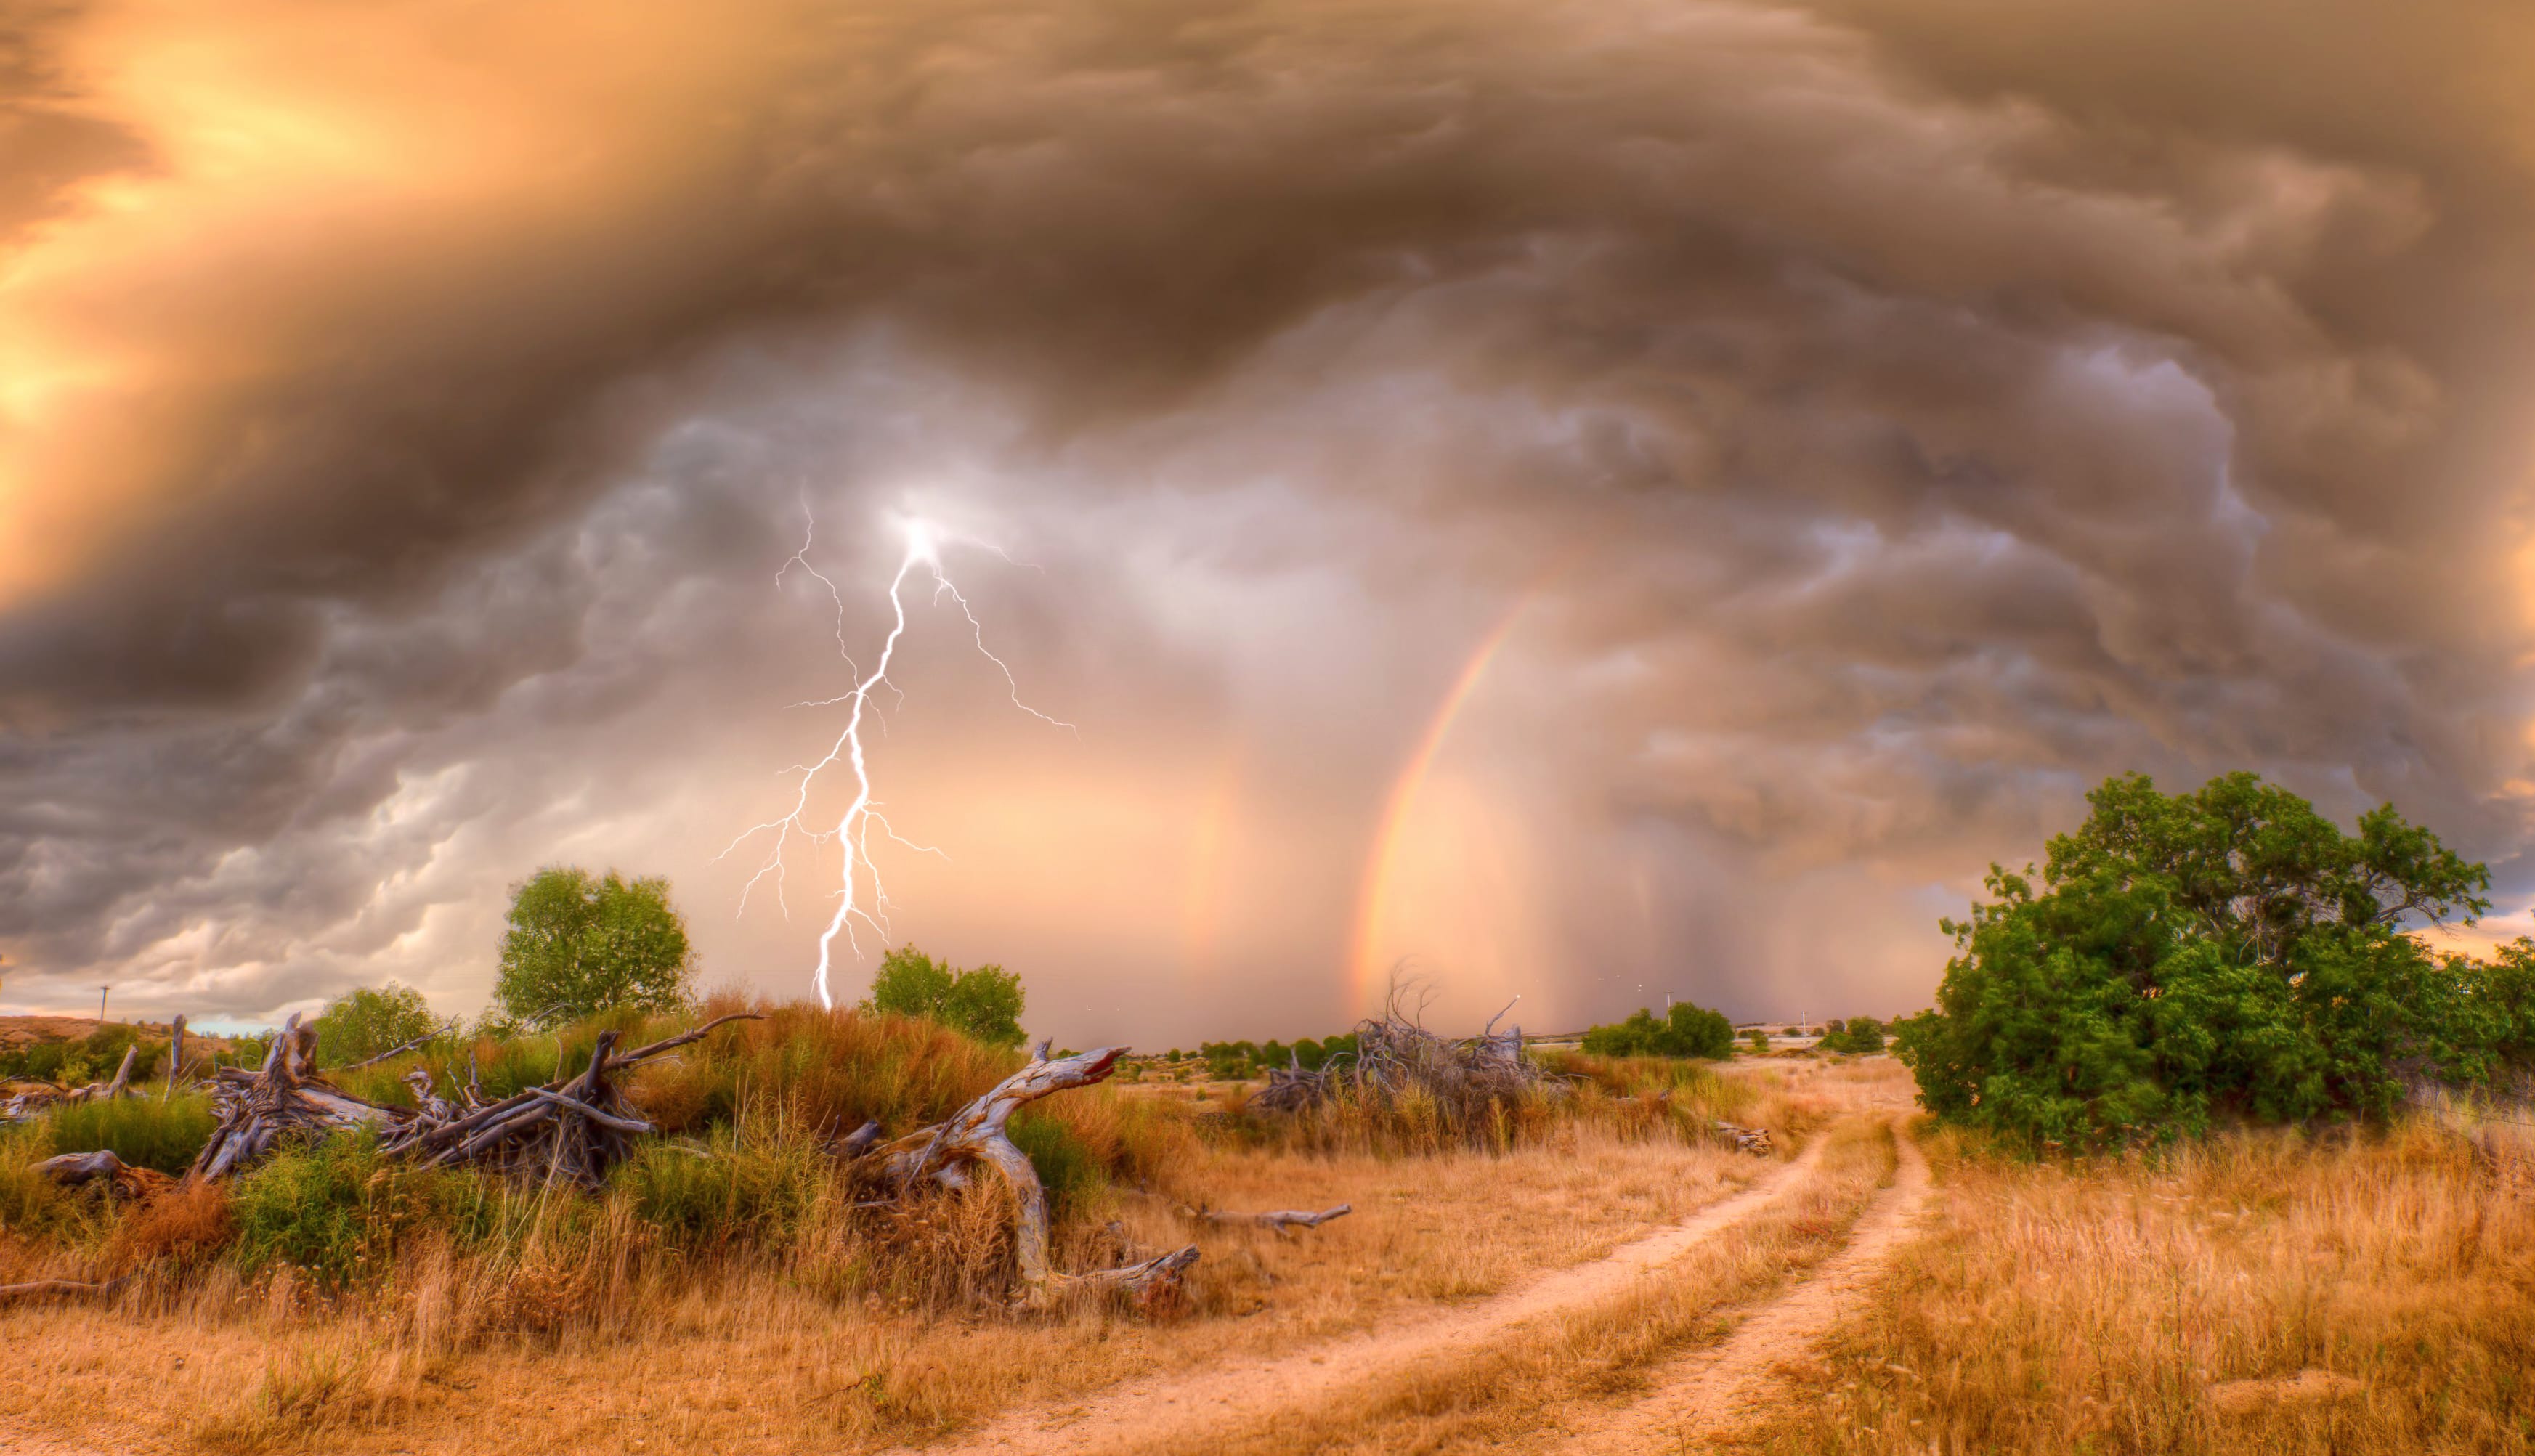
[1552,1118,1932,1454]
[901,1131,1842,1455]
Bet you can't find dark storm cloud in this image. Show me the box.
[6,0,2533,1022]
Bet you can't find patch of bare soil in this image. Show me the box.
[1549,1116,1933,1453]
[901,1133,1840,1455]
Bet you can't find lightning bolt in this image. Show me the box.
[721,506,1072,1009]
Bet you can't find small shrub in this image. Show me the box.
[230,1134,472,1289]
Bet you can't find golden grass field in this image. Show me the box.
[3,1039,2531,1456]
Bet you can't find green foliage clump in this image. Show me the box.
[311,982,446,1067]
[1894,772,2504,1150]
[615,1127,823,1248]
[1581,1001,1735,1060]
[1817,1017,1886,1054]
[230,1134,484,1288]
[1007,1113,1098,1221]
[495,866,695,1028]
[1745,1026,1771,1053]
[45,1093,219,1174]
[862,945,1026,1049]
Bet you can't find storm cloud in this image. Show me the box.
[4,0,2531,1042]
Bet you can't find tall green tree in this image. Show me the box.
[312,982,445,1065]
[863,945,1026,1048]
[1894,773,2495,1147]
[494,867,696,1028]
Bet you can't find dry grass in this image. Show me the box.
[0,1079,1808,1454]
[1744,1116,2535,1455]
[1131,1113,1904,1456]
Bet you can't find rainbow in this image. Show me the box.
[1344,592,1538,1015]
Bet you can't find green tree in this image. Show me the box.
[494,867,696,1028]
[863,945,1026,1048]
[1581,1000,1736,1059]
[312,983,445,1065]
[1894,772,2497,1149]
[1818,1017,1886,1054]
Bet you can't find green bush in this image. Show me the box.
[1581,1001,1735,1060]
[1895,771,2507,1149]
[1818,1017,1886,1054]
[45,1093,218,1174]
[230,1134,479,1288]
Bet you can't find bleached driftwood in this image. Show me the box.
[859,1044,1200,1311]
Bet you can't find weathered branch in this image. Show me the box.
[603,1012,764,1073]
[330,1028,444,1073]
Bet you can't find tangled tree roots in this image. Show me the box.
[853,1043,1200,1311]
[193,1013,404,1179]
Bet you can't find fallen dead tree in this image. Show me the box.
[184,1009,763,1187]
[1711,1121,1773,1155]
[1,1043,143,1124]
[849,1042,1200,1311]
[1180,1202,1352,1237]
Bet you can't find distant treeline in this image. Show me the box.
[1170,1036,1362,1079]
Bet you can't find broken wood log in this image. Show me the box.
[1711,1121,1773,1155]
[857,1044,1201,1311]
[1181,1202,1352,1237]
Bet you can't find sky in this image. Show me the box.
[5,0,2535,1046]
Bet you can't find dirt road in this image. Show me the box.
[904,1123,1883,1455]
[1550,1118,1933,1452]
